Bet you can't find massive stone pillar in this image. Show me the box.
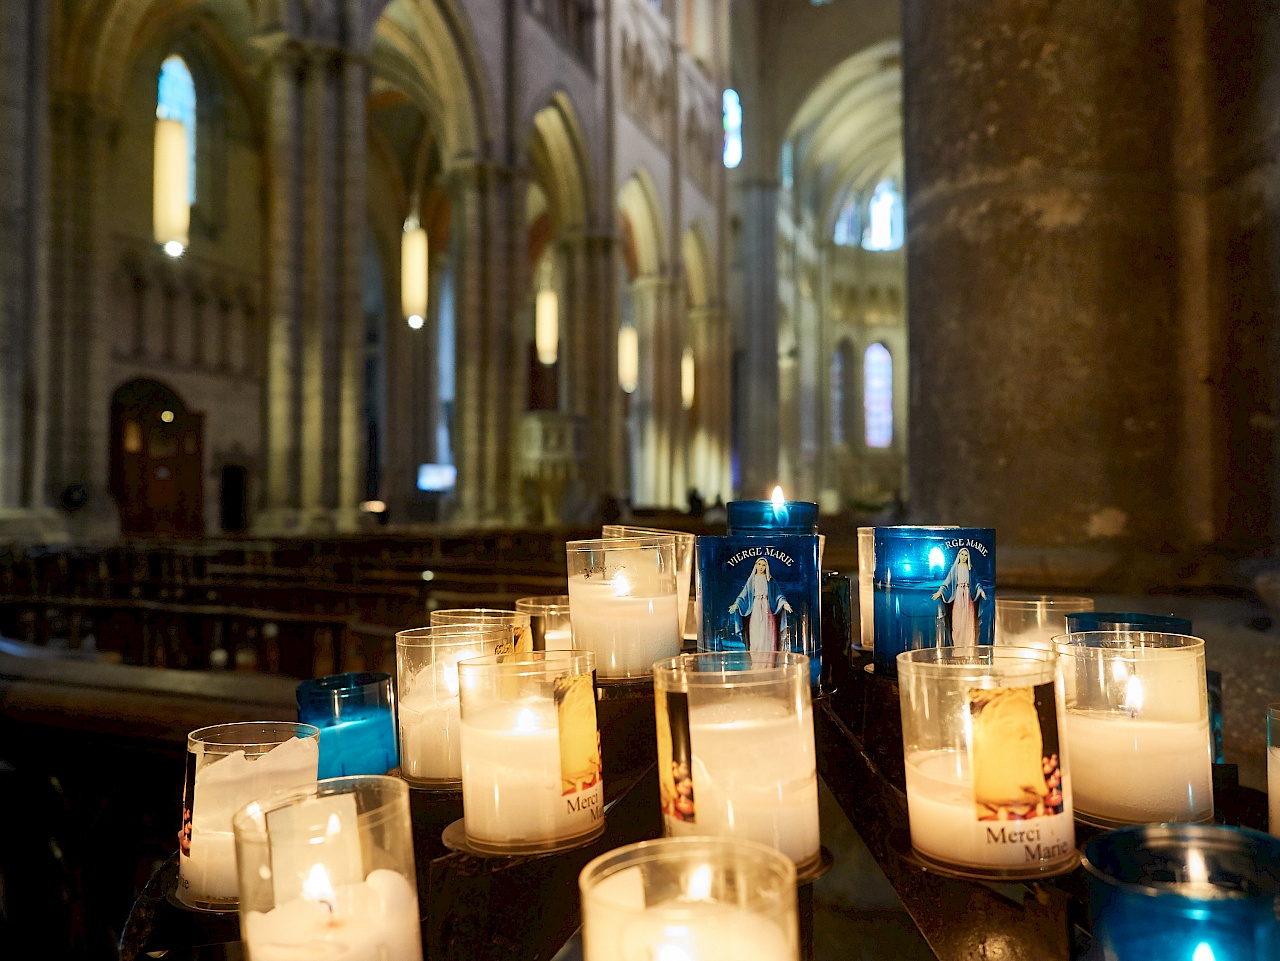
[259,38,368,533]
[737,180,780,498]
[903,0,1192,564]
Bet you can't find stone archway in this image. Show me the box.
[109,378,205,535]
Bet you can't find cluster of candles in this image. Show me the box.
[174,504,823,960]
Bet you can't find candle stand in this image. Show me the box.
[121,636,1271,961]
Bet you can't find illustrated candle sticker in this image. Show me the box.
[656,685,696,830]
[556,671,604,804]
[906,679,1074,871]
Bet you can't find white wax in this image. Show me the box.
[460,699,603,847]
[399,663,463,782]
[995,627,1060,652]
[685,696,820,866]
[585,896,795,961]
[568,579,681,677]
[905,750,1075,870]
[180,735,319,904]
[543,628,573,651]
[1269,746,1280,839]
[1065,710,1213,823]
[243,869,422,961]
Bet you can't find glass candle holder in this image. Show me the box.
[233,775,423,961]
[1055,632,1213,826]
[1269,704,1280,838]
[1083,824,1280,961]
[726,499,818,534]
[857,526,874,650]
[429,608,532,654]
[872,527,996,677]
[995,595,1094,650]
[296,672,398,780]
[1065,611,1192,634]
[458,650,604,854]
[897,646,1076,878]
[579,836,800,961]
[651,652,820,871]
[567,536,681,679]
[515,595,574,651]
[178,721,320,911]
[604,525,698,642]
[395,624,510,788]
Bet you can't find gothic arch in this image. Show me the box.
[618,171,666,277]
[682,223,712,310]
[527,92,595,232]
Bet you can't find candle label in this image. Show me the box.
[873,527,996,676]
[968,681,1072,864]
[555,672,604,822]
[179,749,196,862]
[656,687,697,828]
[495,624,534,656]
[697,534,822,686]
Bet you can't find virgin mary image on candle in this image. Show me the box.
[728,557,793,652]
[932,547,987,646]
[969,686,1064,820]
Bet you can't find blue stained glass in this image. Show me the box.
[864,342,892,447]
[157,55,196,204]
[862,180,903,251]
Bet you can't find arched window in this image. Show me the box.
[722,89,742,169]
[157,55,196,203]
[864,343,893,447]
[862,180,903,251]
[830,350,844,443]
[833,198,860,247]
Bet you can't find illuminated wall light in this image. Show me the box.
[618,325,639,394]
[722,89,743,169]
[535,288,559,365]
[401,216,428,328]
[153,117,190,256]
[680,347,695,410]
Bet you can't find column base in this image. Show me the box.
[0,508,70,545]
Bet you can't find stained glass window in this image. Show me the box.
[157,55,196,203]
[864,343,893,447]
[722,89,742,169]
[862,180,903,251]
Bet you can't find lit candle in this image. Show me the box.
[684,696,821,867]
[181,731,319,905]
[543,627,573,651]
[297,673,398,780]
[612,901,794,961]
[460,698,603,847]
[398,658,466,782]
[242,865,422,961]
[568,571,681,678]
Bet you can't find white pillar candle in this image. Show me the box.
[1065,710,1213,823]
[905,750,1075,870]
[605,901,793,961]
[181,735,319,903]
[686,695,820,867]
[543,627,573,651]
[568,577,681,677]
[398,661,464,781]
[460,698,603,847]
[1269,745,1280,838]
[243,867,422,961]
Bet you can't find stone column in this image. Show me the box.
[903,0,1186,555]
[737,179,780,498]
[259,38,368,532]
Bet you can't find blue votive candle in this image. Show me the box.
[726,498,819,534]
[296,671,398,779]
[1084,824,1280,961]
[1066,611,1193,634]
[872,526,996,677]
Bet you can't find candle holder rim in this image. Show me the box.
[1267,701,1280,721]
[895,644,1057,679]
[1053,631,1205,654]
[429,608,532,625]
[514,594,572,613]
[230,773,409,841]
[602,524,697,543]
[186,720,320,749]
[653,651,810,687]
[995,594,1094,609]
[872,524,973,534]
[395,624,512,646]
[567,534,679,551]
[1081,823,1280,901]
[296,671,391,693]
[578,835,798,902]
[456,648,595,677]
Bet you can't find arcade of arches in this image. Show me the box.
[3,0,1280,576]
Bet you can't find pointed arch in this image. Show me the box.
[527,91,595,231]
[682,222,712,310]
[618,171,666,277]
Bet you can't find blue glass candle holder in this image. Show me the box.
[1083,824,1280,961]
[872,527,995,677]
[296,671,398,779]
[726,499,819,534]
[1066,612,1193,634]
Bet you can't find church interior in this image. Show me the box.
[2,0,1280,958]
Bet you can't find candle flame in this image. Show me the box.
[928,547,945,570]
[326,813,342,836]
[656,945,694,961]
[1193,943,1216,961]
[686,864,713,900]
[611,570,632,597]
[1187,848,1210,887]
[302,862,336,906]
[441,660,461,697]
[1122,673,1144,717]
[1110,659,1129,683]
[771,486,785,511]
[514,707,540,733]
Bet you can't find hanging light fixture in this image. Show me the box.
[535,288,559,365]
[681,347,695,410]
[618,325,639,394]
[401,214,428,329]
[153,117,190,257]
